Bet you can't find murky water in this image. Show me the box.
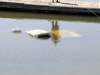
[0,11,100,75]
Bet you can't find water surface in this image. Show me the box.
[0,11,100,75]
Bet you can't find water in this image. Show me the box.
[0,11,100,75]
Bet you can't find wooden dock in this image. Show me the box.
[0,0,100,15]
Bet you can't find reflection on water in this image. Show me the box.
[0,10,100,23]
[0,11,100,75]
[12,30,22,34]
[59,30,81,38]
[25,20,80,45]
[28,33,51,40]
[51,21,61,45]
[51,20,80,45]
[11,31,22,34]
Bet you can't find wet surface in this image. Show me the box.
[0,11,100,75]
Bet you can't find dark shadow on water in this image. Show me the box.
[26,20,61,45]
[0,10,99,23]
[12,31,22,34]
[28,34,51,40]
